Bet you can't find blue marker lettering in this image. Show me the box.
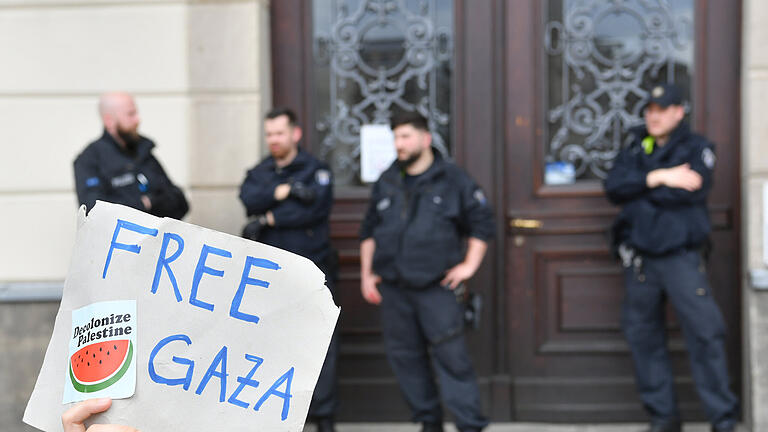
[148,334,195,390]
[227,354,264,409]
[103,219,158,279]
[253,366,294,421]
[151,232,185,302]
[190,244,232,311]
[230,257,281,324]
[195,345,228,402]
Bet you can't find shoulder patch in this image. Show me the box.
[701,147,716,169]
[473,189,487,205]
[377,197,391,212]
[315,169,331,186]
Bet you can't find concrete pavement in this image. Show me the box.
[302,424,747,432]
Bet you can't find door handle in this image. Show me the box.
[510,218,543,229]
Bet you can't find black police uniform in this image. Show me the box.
[238,147,338,419]
[360,152,494,432]
[74,130,189,219]
[605,122,738,430]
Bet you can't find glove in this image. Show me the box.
[241,215,267,241]
[289,182,316,204]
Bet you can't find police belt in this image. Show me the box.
[618,242,708,269]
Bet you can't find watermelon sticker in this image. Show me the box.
[63,300,137,403]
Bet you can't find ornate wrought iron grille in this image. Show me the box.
[312,0,454,185]
[544,0,694,181]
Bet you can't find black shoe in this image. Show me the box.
[648,420,681,432]
[421,422,444,432]
[316,417,336,432]
[712,425,736,432]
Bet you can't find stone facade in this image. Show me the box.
[0,1,270,430]
[742,0,768,430]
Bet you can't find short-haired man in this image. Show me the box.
[605,84,738,432]
[74,92,188,219]
[359,112,494,432]
[239,107,338,432]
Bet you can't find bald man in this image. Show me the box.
[74,92,188,218]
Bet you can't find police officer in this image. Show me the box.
[605,84,738,432]
[359,112,493,432]
[74,92,189,219]
[238,107,338,432]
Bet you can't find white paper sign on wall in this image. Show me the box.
[360,124,396,183]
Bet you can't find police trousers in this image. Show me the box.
[379,282,488,431]
[622,249,738,428]
[308,256,339,419]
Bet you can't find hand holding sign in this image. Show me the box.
[62,399,139,432]
[25,201,339,432]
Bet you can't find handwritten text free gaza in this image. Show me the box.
[101,218,302,421]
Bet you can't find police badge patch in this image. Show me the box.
[315,169,331,186]
[701,148,716,169]
[110,173,135,188]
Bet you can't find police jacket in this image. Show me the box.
[239,148,333,264]
[360,152,495,289]
[74,130,189,219]
[604,122,715,256]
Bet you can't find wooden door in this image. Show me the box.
[270,0,500,421]
[503,0,742,421]
[271,0,742,423]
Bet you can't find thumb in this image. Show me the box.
[63,398,112,432]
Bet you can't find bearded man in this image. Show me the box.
[73,92,188,219]
[359,111,494,432]
[238,107,338,432]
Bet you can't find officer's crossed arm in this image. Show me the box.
[273,184,292,201]
[142,155,189,219]
[263,183,294,225]
[263,184,291,225]
[604,147,651,205]
[646,163,702,191]
[645,144,715,206]
[267,168,333,228]
[239,168,280,217]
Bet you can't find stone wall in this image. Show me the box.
[0,1,270,430]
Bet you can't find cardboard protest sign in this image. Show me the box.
[24,201,339,431]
